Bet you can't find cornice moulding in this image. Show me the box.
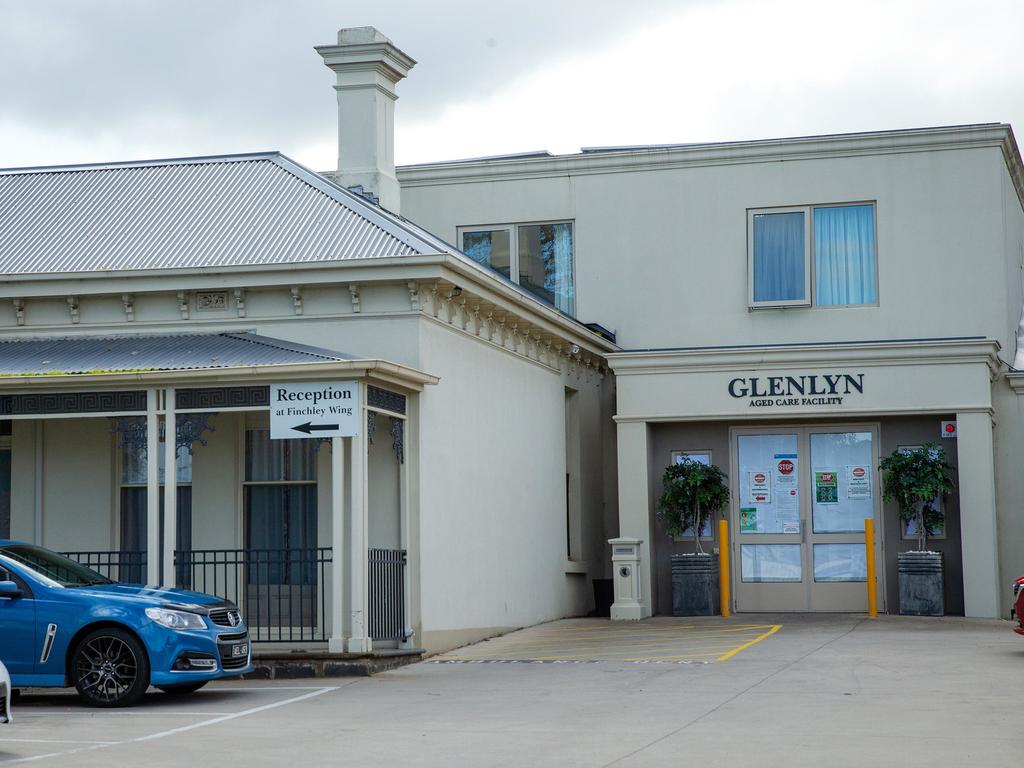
[397,125,1024,208]
[607,338,1002,374]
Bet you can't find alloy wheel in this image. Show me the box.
[74,635,139,704]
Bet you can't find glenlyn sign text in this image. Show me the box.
[269,382,359,439]
[727,373,865,409]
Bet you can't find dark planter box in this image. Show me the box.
[591,578,613,618]
[898,551,944,616]
[671,553,719,616]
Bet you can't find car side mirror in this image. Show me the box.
[0,581,23,599]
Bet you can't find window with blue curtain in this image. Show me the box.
[752,211,806,303]
[751,204,877,307]
[814,205,876,305]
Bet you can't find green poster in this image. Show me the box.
[815,471,839,504]
[740,507,758,532]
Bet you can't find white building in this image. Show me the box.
[1,27,1022,658]
[399,121,1024,620]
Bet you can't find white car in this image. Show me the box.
[0,660,11,723]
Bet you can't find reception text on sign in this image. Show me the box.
[270,382,359,439]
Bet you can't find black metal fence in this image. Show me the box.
[63,547,407,644]
[182,548,333,643]
[369,548,407,642]
[63,549,147,585]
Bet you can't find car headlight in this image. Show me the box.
[145,607,207,630]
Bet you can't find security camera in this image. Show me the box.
[569,343,580,355]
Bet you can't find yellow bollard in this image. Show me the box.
[865,518,877,618]
[719,518,731,617]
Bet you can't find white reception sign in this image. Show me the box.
[270,382,359,439]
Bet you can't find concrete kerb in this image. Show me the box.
[246,648,424,679]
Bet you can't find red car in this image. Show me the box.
[1014,577,1024,635]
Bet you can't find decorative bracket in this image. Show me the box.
[122,294,135,322]
[177,291,190,320]
[233,289,246,318]
[66,295,80,324]
[390,417,405,465]
[407,281,420,311]
[291,286,303,315]
[12,298,25,326]
[349,284,361,313]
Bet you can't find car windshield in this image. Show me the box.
[0,545,114,587]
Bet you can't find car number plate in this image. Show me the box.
[231,643,248,658]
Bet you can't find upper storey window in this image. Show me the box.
[459,221,575,316]
[749,203,877,308]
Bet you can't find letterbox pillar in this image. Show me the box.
[609,537,644,621]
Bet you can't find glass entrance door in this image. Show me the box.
[732,426,879,612]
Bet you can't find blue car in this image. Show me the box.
[0,541,253,707]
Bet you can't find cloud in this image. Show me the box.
[0,0,1020,170]
[0,0,688,167]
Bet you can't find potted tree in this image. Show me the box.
[879,443,955,616]
[657,458,730,616]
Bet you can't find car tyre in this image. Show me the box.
[71,627,150,708]
[157,682,208,696]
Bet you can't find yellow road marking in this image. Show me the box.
[540,626,770,638]
[716,624,782,661]
[483,628,777,647]
[469,636,769,654]
[437,623,784,664]
[621,652,728,660]
[448,643,744,659]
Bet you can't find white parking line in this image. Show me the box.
[132,686,338,742]
[11,711,236,717]
[0,686,343,765]
[0,740,115,746]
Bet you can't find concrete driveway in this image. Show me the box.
[2,614,1021,767]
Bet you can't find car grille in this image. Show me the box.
[208,608,243,628]
[217,631,250,671]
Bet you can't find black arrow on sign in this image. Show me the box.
[292,422,340,435]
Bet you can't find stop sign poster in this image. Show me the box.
[847,465,872,499]
[815,471,839,504]
[748,470,771,504]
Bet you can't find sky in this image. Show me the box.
[0,0,1021,172]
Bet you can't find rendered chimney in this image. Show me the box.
[316,27,415,214]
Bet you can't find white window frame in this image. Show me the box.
[747,206,811,309]
[457,220,576,310]
[747,202,878,310]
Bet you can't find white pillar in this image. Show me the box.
[615,420,653,618]
[348,416,371,653]
[33,421,43,545]
[955,411,1002,617]
[329,436,347,653]
[398,417,413,645]
[162,388,177,588]
[145,389,161,586]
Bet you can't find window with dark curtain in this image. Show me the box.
[244,429,317,586]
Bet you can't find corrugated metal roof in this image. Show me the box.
[0,152,445,275]
[0,331,358,375]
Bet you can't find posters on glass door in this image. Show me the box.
[748,470,771,504]
[846,465,872,500]
[814,471,839,503]
[773,454,799,531]
[740,507,758,532]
